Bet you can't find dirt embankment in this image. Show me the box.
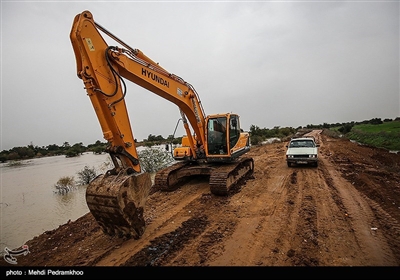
[2,130,400,269]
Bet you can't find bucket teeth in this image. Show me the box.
[86,171,152,239]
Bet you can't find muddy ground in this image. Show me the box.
[1,130,399,277]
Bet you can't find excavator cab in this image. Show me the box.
[173,113,250,162]
[206,113,249,161]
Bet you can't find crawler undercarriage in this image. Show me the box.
[85,157,254,238]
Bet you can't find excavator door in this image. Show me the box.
[206,113,250,160]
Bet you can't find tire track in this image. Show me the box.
[207,153,298,266]
[95,180,212,265]
[318,148,397,265]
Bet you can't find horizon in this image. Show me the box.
[2,116,398,152]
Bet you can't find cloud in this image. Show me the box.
[1,1,398,150]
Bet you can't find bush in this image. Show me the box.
[6,160,24,167]
[54,176,75,194]
[250,135,263,146]
[138,147,175,173]
[76,165,97,185]
[338,123,354,134]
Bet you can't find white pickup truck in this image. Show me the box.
[285,136,319,167]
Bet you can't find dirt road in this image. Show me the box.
[2,130,400,270]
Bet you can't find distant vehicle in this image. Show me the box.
[285,137,319,167]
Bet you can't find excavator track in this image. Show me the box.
[209,157,254,196]
[154,157,254,195]
[86,171,152,239]
[154,161,190,192]
[154,161,213,192]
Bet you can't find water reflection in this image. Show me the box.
[53,187,88,220]
[0,153,110,254]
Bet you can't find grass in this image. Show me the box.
[346,121,400,151]
[352,121,400,133]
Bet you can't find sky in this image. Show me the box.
[1,0,399,151]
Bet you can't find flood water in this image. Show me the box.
[0,152,112,254]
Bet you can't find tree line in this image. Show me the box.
[0,133,182,163]
[249,117,398,145]
[1,117,397,163]
[0,140,108,163]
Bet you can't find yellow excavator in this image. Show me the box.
[70,10,254,239]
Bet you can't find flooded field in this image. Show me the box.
[0,152,111,254]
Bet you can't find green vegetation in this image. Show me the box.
[2,116,399,164]
[55,166,98,195]
[350,121,400,133]
[54,147,173,195]
[346,121,400,151]
[138,147,175,173]
[56,176,75,187]
[0,140,108,163]
[249,125,297,145]
[0,134,180,163]
[248,117,400,151]
[5,160,30,167]
[319,117,400,150]
[76,166,97,185]
[143,134,182,147]
[54,176,76,194]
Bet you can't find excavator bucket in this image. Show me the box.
[85,171,152,239]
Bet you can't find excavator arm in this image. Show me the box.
[70,11,206,166]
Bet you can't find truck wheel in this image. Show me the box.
[287,162,291,167]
